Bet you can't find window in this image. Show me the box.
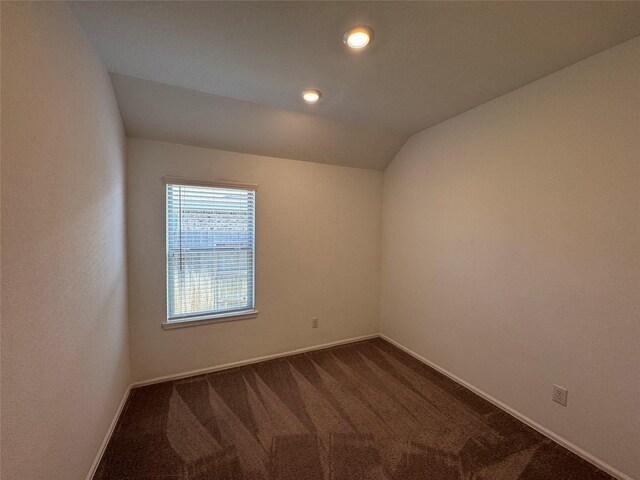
[164,177,257,328]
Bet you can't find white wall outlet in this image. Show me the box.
[552,384,568,406]
[311,318,319,328]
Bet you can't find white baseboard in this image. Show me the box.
[86,385,131,480]
[379,334,634,480]
[131,333,380,388]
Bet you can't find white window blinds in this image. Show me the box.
[166,180,256,321]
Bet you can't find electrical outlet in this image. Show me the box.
[552,384,568,406]
[311,318,319,328]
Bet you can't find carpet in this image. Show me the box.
[95,338,613,479]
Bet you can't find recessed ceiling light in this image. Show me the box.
[302,89,322,104]
[343,26,374,50]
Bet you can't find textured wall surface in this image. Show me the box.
[381,37,640,478]
[1,3,130,478]
[127,138,382,381]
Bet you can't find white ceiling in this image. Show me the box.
[109,73,405,170]
[71,1,640,170]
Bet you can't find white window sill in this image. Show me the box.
[162,309,259,330]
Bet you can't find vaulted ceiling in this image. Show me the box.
[71,1,640,170]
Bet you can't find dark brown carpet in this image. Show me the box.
[95,338,612,479]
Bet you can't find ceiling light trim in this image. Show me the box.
[343,25,374,50]
[301,89,322,104]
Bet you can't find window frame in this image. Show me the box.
[162,176,258,330]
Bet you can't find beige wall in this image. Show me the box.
[1,3,130,479]
[381,37,640,478]
[127,138,382,381]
